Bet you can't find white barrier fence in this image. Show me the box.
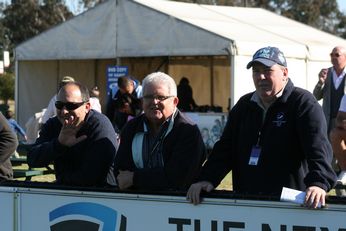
[1,186,346,231]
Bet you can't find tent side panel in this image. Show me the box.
[58,60,96,88]
[168,57,214,109]
[213,57,231,112]
[18,60,97,126]
[232,55,254,106]
[18,61,59,126]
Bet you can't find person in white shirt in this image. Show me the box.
[313,46,346,134]
[89,86,102,113]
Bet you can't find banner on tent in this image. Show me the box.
[106,66,128,98]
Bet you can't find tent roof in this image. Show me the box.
[15,0,346,61]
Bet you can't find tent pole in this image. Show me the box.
[210,56,214,106]
[226,43,236,110]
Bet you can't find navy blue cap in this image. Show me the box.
[246,46,287,69]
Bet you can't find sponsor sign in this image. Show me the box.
[2,187,346,231]
[0,188,14,231]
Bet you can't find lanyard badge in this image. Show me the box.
[249,131,262,166]
[248,145,261,166]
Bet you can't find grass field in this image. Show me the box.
[13,164,337,196]
[13,163,56,182]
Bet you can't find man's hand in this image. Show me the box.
[304,186,326,209]
[318,68,328,84]
[186,181,214,205]
[117,170,134,190]
[58,115,86,147]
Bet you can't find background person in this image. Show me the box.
[313,46,346,134]
[28,82,118,187]
[187,46,337,208]
[89,85,102,113]
[5,110,27,142]
[106,76,142,132]
[177,77,198,112]
[114,93,138,123]
[114,72,206,191]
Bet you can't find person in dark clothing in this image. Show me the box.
[114,72,206,191]
[28,82,118,187]
[106,76,142,132]
[187,46,337,209]
[177,77,198,112]
[0,112,18,181]
[113,93,138,123]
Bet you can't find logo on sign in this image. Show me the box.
[49,202,127,231]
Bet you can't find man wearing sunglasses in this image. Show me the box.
[313,46,346,195]
[313,46,346,134]
[28,82,118,187]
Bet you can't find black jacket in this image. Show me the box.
[114,110,206,191]
[28,110,117,186]
[0,112,18,181]
[200,79,337,195]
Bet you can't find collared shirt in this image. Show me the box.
[250,84,286,121]
[332,68,346,89]
[132,109,177,169]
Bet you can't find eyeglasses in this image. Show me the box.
[55,101,85,110]
[142,95,174,102]
[330,53,342,58]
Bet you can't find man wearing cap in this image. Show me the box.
[187,46,336,208]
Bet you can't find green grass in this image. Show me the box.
[12,163,55,182]
[11,164,336,196]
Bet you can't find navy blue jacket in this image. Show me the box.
[28,110,117,186]
[200,79,337,195]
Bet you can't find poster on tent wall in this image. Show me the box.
[106,66,128,98]
[184,112,227,150]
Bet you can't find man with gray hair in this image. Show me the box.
[114,72,206,191]
[313,46,346,134]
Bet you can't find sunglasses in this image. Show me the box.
[330,53,342,58]
[55,101,85,110]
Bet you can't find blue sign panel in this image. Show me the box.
[106,66,128,98]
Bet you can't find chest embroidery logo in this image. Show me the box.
[272,112,286,127]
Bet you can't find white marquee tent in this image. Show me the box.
[15,0,346,125]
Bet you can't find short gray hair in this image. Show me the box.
[142,72,177,96]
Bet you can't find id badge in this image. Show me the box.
[248,145,261,166]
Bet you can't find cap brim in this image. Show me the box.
[246,58,277,69]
